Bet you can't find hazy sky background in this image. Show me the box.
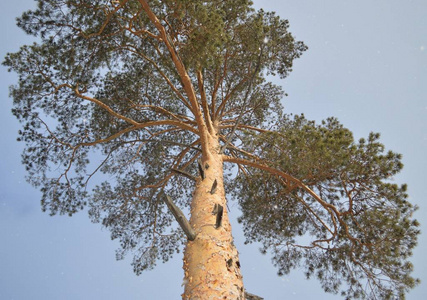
[1,0,426,299]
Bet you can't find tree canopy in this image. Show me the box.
[3,0,419,299]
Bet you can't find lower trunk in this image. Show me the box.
[182,140,244,299]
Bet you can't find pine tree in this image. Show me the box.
[3,1,419,299]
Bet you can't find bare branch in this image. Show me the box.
[171,168,197,181]
[163,192,196,241]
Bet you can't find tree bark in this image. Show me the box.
[182,134,244,299]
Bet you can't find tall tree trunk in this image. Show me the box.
[182,134,244,299]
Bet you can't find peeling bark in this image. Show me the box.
[183,135,244,299]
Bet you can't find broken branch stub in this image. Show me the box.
[163,192,196,241]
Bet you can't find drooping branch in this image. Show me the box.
[76,120,199,148]
[224,155,330,203]
[171,168,197,181]
[125,103,196,126]
[163,192,196,241]
[41,72,198,139]
[245,292,264,300]
[128,139,201,152]
[222,155,362,244]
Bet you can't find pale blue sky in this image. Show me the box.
[1,0,426,299]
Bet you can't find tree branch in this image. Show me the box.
[220,43,265,154]
[138,0,211,157]
[219,123,273,134]
[76,120,199,149]
[163,192,196,241]
[223,155,363,245]
[215,77,248,121]
[197,70,215,134]
[115,44,194,113]
[245,292,264,300]
[171,168,197,181]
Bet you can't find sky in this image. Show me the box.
[0,0,426,299]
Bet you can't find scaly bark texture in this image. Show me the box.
[183,133,244,299]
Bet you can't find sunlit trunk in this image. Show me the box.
[182,134,244,299]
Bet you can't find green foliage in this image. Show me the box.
[3,0,419,298]
[232,114,420,298]
[4,0,304,273]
